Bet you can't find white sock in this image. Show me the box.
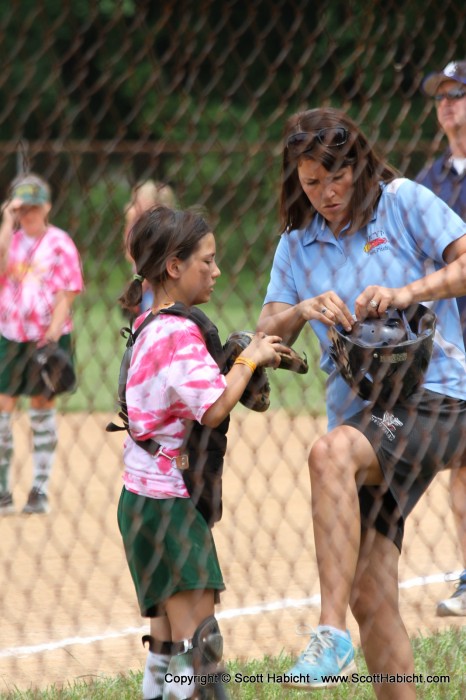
[29,408,57,495]
[163,650,195,699]
[143,650,170,699]
[0,412,13,494]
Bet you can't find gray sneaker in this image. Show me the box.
[22,488,50,515]
[436,571,466,616]
[0,491,15,515]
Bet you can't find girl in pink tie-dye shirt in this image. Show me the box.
[0,173,83,517]
[117,205,285,700]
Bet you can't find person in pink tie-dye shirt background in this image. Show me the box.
[0,173,84,516]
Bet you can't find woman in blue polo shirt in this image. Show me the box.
[258,107,466,699]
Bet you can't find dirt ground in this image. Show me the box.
[0,410,464,695]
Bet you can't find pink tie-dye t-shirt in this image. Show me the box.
[122,312,227,499]
[0,226,84,342]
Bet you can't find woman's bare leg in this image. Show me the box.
[350,530,416,700]
[310,425,383,630]
[449,467,466,572]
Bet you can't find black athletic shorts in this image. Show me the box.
[343,389,466,552]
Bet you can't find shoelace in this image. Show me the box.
[297,628,334,664]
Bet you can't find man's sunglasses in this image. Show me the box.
[434,88,466,102]
[287,127,349,153]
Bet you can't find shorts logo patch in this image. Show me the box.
[371,411,403,441]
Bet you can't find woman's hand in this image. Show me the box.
[355,285,414,320]
[258,293,354,346]
[296,292,355,332]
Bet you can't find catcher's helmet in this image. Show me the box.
[328,303,436,406]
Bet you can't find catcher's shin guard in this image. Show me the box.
[191,616,228,699]
[163,616,228,699]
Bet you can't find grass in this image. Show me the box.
[1,629,464,698]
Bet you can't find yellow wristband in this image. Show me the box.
[234,356,257,374]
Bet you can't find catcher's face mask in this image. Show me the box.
[328,303,436,406]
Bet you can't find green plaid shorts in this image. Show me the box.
[117,487,225,617]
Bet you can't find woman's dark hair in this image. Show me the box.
[119,206,211,310]
[280,107,399,234]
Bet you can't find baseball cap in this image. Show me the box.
[11,175,50,206]
[421,60,466,96]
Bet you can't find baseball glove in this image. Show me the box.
[30,343,76,399]
[223,331,308,412]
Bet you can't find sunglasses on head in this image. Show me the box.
[286,127,349,153]
[434,88,466,102]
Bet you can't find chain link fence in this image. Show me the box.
[1,0,465,694]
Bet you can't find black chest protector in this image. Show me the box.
[107,302,229,526]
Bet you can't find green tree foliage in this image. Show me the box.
[1,0,463,266]
[2,0,462,143]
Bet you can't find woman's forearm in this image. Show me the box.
[407,254,466,303]
[256,303,306,346]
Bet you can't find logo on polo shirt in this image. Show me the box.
[364,230,389,254]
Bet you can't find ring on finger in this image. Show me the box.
[369,300,379,309]
[321,307,327,314]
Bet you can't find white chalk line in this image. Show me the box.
[0,570,461,660]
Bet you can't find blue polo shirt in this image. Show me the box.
[263,178,466,429]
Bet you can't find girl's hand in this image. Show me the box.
[240,333,288,369]
[0,199,20,272]
[1,198,21,228]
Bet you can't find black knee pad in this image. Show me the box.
[192,616,229,699]
[192,615,224,665]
